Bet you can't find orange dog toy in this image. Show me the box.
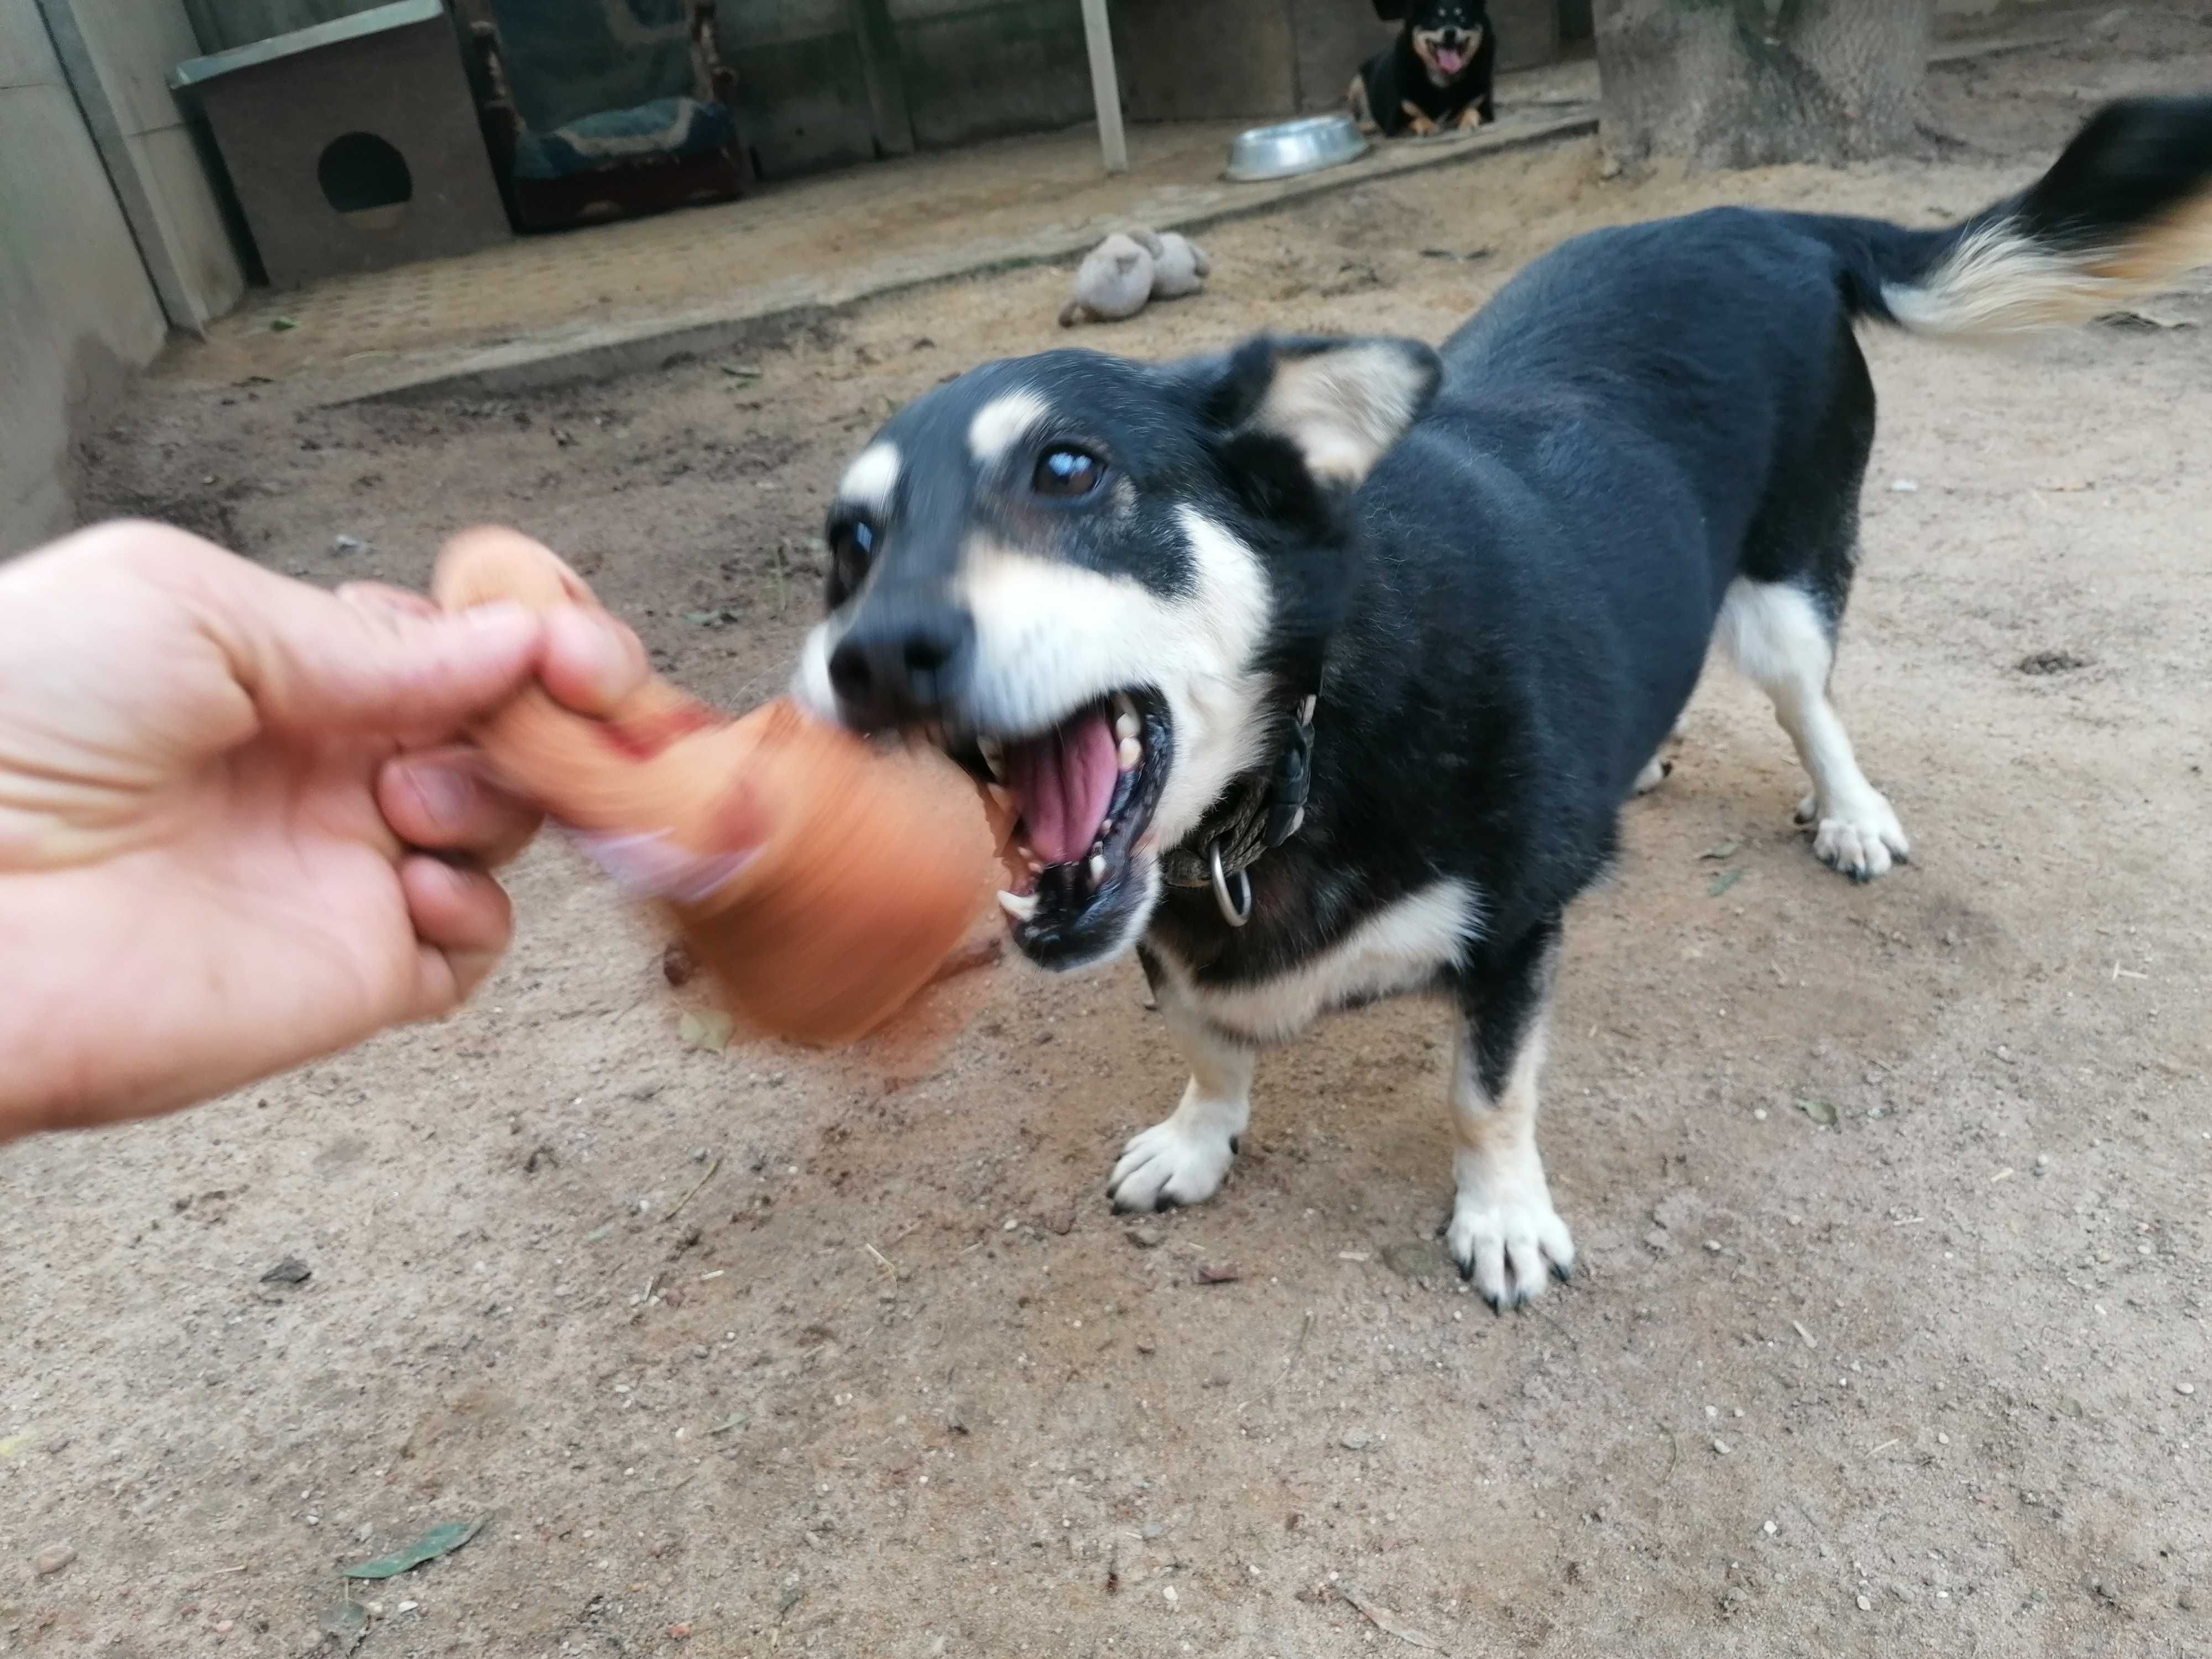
[434,527,1005,1048]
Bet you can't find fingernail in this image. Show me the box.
[582,617,636,697]
[552,609,637,703]
[406,763,472,831]
[460,600,533,635]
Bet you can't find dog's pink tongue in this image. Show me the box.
[1005,708,1117,866]
[1438,45,1466,72]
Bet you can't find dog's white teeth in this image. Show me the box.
[1088,854,1108,885]
[1099,817,1114,838]
[997,889,1038,922]
[1113,691,1138,723]
[978,735,1003,762]
[1113,708,1140,743]
[1117,735,1142,772]
[985,783,1014,813]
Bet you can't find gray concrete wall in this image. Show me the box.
[181,0,374,51]
[0,0,170,555]
[887,0,1098,150]
[719,0,1106,176]
[60,0,248,322]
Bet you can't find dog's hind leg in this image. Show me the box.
[1348,72,1379,136]
[1726,322,1906,880]
[1108,961,1255,1213]
[1719,578,1908,881]
[1444,914,1575,1310]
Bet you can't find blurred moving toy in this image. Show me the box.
[434,527,1006,1048]
[1058,227,1212,326]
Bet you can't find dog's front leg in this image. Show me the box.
[1400,100,1439,137]
[1444,915,1576,1309]
[1108,960,1255,1213]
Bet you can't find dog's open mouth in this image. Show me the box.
[1433,43,1467,75]
[957,689,1171,964]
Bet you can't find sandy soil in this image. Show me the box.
[7,9,2211,1656]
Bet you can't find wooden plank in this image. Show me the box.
[846,0,913,157]
[1077,0,1125,174]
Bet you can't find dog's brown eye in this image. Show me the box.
[1033,446,1104,498]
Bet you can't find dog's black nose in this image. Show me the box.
[826,598,974,728]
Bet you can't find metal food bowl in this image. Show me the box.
[1224,113,1370,183]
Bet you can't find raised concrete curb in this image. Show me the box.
[336,107,1599,407]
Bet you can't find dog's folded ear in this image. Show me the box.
[1185,334,1442,488]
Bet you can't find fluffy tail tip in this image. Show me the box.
[1887,95,2212,335]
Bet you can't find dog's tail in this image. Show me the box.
[1812,96,2212,336]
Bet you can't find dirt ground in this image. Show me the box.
[7,9,2211,1657]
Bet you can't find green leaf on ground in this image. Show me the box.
[340,1516,487,1579]
[1796,1097,1839,1128]
[1708,867,1745,898]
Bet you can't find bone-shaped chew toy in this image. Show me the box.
[433,527,1006,1049]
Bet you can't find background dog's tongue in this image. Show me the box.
[1438,45,1466,72]
[1006,709,1117,865]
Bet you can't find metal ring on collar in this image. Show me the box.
[1208,838,1253,928]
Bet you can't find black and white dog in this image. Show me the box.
[1349,0,1495,138]
[794,100,2212,1308]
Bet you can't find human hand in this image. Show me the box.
[0,520,647,1139]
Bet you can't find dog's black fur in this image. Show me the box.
[798,97,2212,1307]
[1351,0,1494,137]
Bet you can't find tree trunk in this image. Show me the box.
[1593,0,1936,172]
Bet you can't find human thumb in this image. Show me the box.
[196,550,542,739]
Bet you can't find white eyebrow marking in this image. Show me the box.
[838,442,900,511]
[967,390,1051,467]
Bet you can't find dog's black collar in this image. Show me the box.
[1160,690,1316,926]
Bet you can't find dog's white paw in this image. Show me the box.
[1796,790,1910,883]
[1108,1115,1237,1212]
[1632,755,1673,796]
[1446,1151,1575,1310]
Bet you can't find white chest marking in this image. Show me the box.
[1157,878,1480,1045]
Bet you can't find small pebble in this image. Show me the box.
[1752,1108,1767,1121]
[213,1620,234,1635]
[1762,1520,1777,1535]
[33,1543,75,1576]
[1712,1438,1732,1455]
[1341,1431,1375,1451]
[1162,1585,1178,1606]
[2179,1383,2197,1396]
[1003,1217,1020,1232]
[1937,1432,1950,1444]
[1127,1225,1165,1249]
[397,1601,418,1614]
[1856,1594,1872,1611]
